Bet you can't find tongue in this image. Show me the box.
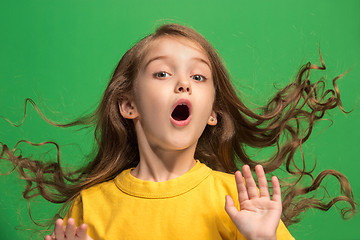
[171,105,189,121]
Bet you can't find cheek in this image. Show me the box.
[134,84,169,120]
[197,88,216,119]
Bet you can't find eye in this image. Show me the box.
[192,74,207,81]
[153,71,171,79]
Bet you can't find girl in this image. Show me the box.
[1,23,356,239]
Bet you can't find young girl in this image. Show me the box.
[1,23,356,240]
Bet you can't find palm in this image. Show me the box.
[44,218,93,240]
[225,165,282,240]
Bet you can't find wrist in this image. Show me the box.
[247,235,277,240]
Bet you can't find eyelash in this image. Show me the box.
[153,71,207,81]
[192,74,207,81]
[153,72,171,78]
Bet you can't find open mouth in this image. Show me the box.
[171,104,190,121]
[170,99,192,126]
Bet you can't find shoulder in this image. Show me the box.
[210,169,236,186]
[79,178,119,202]
[211,169,236,181]
[207,169,238,197]
[64,180,117,223]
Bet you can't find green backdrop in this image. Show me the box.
[1,0,359,239]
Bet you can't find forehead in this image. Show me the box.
[141,36,211,67]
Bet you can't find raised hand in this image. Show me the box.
[225,165,282,240]
[44,218,93,240]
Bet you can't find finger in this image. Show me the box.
[44,235,52,240]
[224,195,239,221]
[54,219,65,240]
[65,218,77,238]
[76,224,88,239]
[242,165,259,199]
[255,165,270,198]
[271,176,282,203]
[234,170,249,203]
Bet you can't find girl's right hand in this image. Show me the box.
[44,218,93,240]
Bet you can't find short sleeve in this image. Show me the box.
[62,194,84,227]
[235,219,294,240]
[276,219,295,240]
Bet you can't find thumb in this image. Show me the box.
[224,195,239,221]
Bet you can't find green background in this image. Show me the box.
[1,0,359,239]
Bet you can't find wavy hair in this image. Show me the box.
[0,23,356,228]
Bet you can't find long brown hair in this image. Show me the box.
[0,23,356,228]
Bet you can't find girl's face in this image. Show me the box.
[123,36,216,152]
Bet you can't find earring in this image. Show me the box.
[129,111,133,115]
[210,117,214,122]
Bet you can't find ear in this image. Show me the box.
[207,110,217,126]
[118,96,139,119]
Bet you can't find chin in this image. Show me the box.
[167,138,198,151]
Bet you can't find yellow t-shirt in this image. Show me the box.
[65,160,295,239]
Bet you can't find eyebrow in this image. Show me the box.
[144,56,211,70]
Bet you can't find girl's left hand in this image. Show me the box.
[44,218,93,240]
[225,165,282,240]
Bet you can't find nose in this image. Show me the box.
[175,77,192,94]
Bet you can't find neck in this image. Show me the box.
[131,121,197,182]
